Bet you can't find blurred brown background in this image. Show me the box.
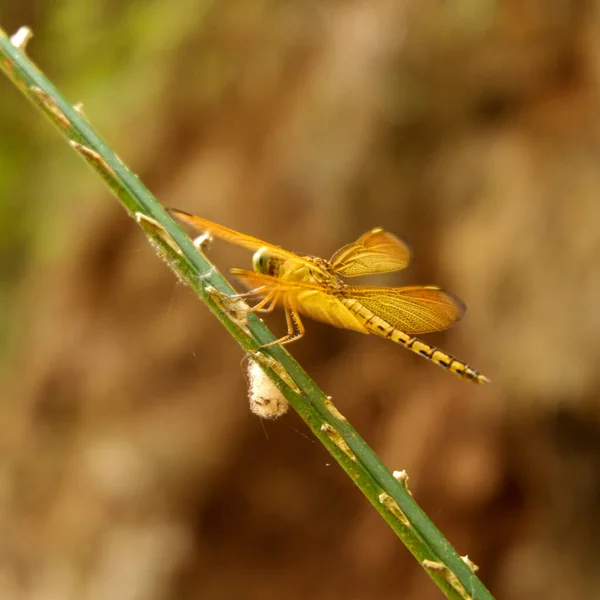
[1,1,600,599]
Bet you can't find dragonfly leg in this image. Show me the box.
[221,286,268,314]
[254,293,280,314]
[226,286,268,301]
[242,292,279,314]
[259,305,305,348]
[223,290,279,315]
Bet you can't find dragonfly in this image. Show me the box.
[169,209,489,384]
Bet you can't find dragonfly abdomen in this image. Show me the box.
[391,333,488,384]
[343,299,488,384]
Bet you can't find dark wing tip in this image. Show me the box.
[440,289,467,323]
[166,207,192,219]
[422,285,467,322]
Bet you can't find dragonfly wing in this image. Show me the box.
[169,209,320,270]
[230,269,369,334]
[347,285,466,334]
[229,268,300,295]
[330,228,412,277]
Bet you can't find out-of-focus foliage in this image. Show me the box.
[1,1,600,599]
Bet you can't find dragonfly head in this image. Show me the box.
[252,247,279,276]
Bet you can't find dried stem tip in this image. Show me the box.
[10,27,33,50]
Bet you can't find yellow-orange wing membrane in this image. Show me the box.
[230,268,369,333]
[168,209,323,272]
[230,269,463,336]
[329,228,412,277]
[346,285,465,334]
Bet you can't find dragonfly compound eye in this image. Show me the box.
[252,247,273,275]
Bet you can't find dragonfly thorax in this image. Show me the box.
[273,255,345,292]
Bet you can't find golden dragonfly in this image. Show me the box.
[169,209,488,384]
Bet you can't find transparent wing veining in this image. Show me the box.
[347,285,466,334]
[330,228,412,277]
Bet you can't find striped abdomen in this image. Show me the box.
[341,299,488,385]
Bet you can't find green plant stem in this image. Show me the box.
[0,25,494,600]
